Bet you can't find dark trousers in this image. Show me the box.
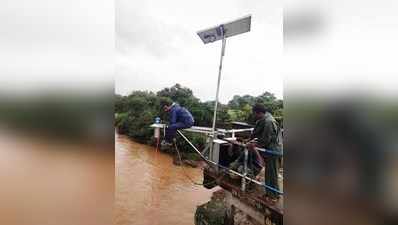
[165,122,193,142]
[265,157,280,198]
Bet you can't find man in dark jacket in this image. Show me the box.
[248,103,282,198]
[162,102,195,145]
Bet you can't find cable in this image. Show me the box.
[173,140,224,186]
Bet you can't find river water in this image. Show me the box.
[115,131,215,225]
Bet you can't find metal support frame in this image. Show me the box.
[242,147,248,191]
[176,130,283,195]
[210,26,226,161]
[150,124,283,194]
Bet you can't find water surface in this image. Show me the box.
[115,132,214,225]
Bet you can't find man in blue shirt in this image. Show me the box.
[162,102,195,145]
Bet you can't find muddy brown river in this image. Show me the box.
[115,131,215,225]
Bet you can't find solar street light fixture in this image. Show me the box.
[196,15,251,145]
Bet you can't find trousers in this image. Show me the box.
[165,122,193,142]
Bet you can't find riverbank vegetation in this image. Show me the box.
[115,84,283,155]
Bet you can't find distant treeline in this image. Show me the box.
[115,84,283,153]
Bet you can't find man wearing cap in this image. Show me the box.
[161,101,195,147]
[248,103,282,199]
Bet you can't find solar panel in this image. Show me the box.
[197,15,251,44]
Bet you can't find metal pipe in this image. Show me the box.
[255,147,283,157]
[242,147,248,191]
[222,138,283,157]
[177,130,208,161]
[211,29,226,160]
[223,128,254,133]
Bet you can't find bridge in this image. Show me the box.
[150,123,283,225]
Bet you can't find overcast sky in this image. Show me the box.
[115,0,282,103]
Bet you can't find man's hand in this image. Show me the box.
[246,142,257,151]
[246,141,265,167]
[256,167,265,181]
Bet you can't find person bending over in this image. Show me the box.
[161,101,194,147]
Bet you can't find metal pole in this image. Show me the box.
[242,147,248,191]
[212,36,226,133]
[211,27,226,160]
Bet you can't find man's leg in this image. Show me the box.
[165,122,189,143]
[175,121,191,130]
[165,126,177,143]
[265,157,279,198]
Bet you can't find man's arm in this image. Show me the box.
[247,142,265,167]
[250,120,263,141]
[259,120,273,148]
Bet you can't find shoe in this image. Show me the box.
[161,140,173,150]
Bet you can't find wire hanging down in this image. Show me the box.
[173,140,224,186]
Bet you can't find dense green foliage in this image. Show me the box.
[227,91,283,125]
[115,84,283,152]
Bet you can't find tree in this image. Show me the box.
[157,83,199,107]
[228,95,256,109]
[115,94,128,113]
[227,92,283,123]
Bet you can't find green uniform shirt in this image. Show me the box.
[251,112,281,151]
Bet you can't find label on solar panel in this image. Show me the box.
[197,15,251,44]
